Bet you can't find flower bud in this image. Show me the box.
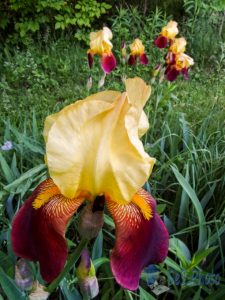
[1,140,13,151]
[78,195,104,240]
[79,277,99,299]
[98,73,106,89]
[29,282,49,300]
[86,76,93,91]
[76,250,99,299]
[15,258,33,291]
[121,41,127,64]
[121,75,127,84]
[159,67,165,83]
[152,64,161,77]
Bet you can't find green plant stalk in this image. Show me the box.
[46,238,88,293]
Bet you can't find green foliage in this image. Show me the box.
[0,0,111,42]
[0,267,26,300]
[182,0,225,66]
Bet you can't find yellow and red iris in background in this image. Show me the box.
[87,26,116,74]
[128,38,148,65]
[154,21,178,48]
[11,77,169,291]
[165,37,194,81]
[154,21,194,81]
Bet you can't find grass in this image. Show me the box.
[0,7,225,300]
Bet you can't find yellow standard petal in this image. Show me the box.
[138,111,149,138]
[161,20,179,39]
[88,26,113,56]
[45,78,155,204]
[175,53,194,70]
[129,39,145,56]
[169,37,187,54]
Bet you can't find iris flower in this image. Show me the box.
[11,77,169,291]
[154,21,194,81]
[165,38,194,81]
[128,39,148,65]
[165,52,194,81]
[154,21,178,48]
[87,26,116,74]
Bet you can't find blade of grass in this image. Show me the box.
[171,165,207,250]
[4,164,46,191]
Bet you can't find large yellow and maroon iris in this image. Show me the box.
[11,78,169,291]
[87,26,116,74]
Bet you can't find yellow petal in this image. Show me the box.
[86,90,121,103]
[175,53,194,70]
[89,26,113,55]
[138,111,149,137]
[161,20,179,39]
[125,77,151,110]
[45,78,155,204]
[129,39,145,56]
[125,77,150,137]
[169,37,187,54]
[43,113,59,143]
[43,91,121,143]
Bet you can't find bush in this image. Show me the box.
[0,0,111,43]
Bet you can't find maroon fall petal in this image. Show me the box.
[100,53,117,74]
[106,189,169,290]
[11,179,84,282]
[182,68,189,80]
[154,36,168,49]
[165,66,180,81]
[139,53,148,65]
[128,54,136,65]
[88,52,94,69]
[165,52,176,65]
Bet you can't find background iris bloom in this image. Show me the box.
[128,38,148,65]
[165,38,194,81]
[154,20,178,48]
[87,26,116,74]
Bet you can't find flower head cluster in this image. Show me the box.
[154,21,194,81]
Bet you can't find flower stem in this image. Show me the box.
[46,238,88,293]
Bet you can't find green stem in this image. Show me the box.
[46,238,88,293]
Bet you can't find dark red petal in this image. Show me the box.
[165,52,176,65]
[106,189,169,290]
[128,54,136,65]
[182,67,189,80]
[11,179,84,282]
[88,52,94,69]
[139,53,148,65]
[165,66,180,81]
[154,36,168,49]
[100,53,117,74]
